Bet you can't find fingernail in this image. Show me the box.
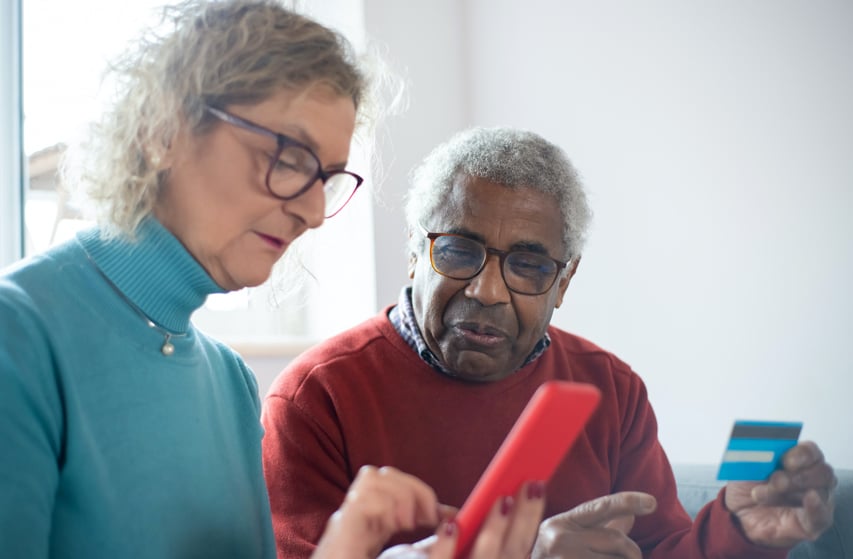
[501,496,514,516]
[442,520,457,537]
[527,481,545,499]
[751,485,767,502]
[789,453,808,469]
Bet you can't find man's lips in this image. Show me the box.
[454,321,509,346]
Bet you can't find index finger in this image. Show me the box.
[554,492,657,529]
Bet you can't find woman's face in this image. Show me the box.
[154,85,357,291]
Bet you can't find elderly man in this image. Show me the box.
[261,127,835,558]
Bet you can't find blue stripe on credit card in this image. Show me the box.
[717,420,803,481]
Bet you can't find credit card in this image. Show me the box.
[717,420,803,481]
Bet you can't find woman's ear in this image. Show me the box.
[147,122,184,172]
[148,152,166,171]
[147,142,173,172]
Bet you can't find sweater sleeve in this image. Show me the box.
[0,283,63,559]
[261,383,351,558]
[614,372,787,559]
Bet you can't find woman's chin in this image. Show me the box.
[215,267,273,292]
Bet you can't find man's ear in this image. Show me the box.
[405,227,418,279]
[554,256,581,309]
[407,252,417,279]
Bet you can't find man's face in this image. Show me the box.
[409,175,576,382]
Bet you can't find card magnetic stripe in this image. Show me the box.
[729,422,802,440]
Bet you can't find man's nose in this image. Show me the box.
[463,254,511,305]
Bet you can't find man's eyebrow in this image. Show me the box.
[441,226,552,255]
[509,241,550,255]
[442,226,482,241]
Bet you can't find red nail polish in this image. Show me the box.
[501,496,514,516]
[527,481,545,499]
[442,520,457,537]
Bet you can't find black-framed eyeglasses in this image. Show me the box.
[419,223,570,296]
[205,105,363,218]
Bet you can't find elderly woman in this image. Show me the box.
[0,1,544,558]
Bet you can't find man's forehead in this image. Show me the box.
[430,178,565,251]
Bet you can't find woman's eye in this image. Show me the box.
[273,157,299,172]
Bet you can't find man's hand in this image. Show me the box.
[532,491,657,559]
[725,441,837,547]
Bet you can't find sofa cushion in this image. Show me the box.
[671,464,852,559]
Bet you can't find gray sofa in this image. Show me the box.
[673,464,853,558]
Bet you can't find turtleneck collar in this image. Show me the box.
[77,217,225,333]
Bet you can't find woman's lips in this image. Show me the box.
[255,231,286,251]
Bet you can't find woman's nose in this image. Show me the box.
[283,178,325,229]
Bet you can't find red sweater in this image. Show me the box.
[262,309,785,558]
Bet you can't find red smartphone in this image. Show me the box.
[453,381,601,559]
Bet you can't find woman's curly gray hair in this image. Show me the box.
[404,127,592,260]
[64,0,370,237]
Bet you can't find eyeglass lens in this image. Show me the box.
[268,145,359,217]
[430,235,559,294]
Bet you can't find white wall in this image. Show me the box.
[363,0,853,468]
[364,0,471,306]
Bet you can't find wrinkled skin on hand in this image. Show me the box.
[532,491,657,559]
[725,441,837,547]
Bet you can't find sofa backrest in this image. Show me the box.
[672,464,852,559]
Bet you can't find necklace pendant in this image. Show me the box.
[161,338,175,356]
[161,341,175,356]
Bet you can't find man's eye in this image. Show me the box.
[508,254,551,277]
[437,241,480,261]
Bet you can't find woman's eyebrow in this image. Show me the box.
[275,123,348,170]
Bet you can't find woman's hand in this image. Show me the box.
[379,480,547,559]
[312,465,451,559]
[312,465,546,559]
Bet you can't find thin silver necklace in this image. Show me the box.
[84,251,188,356]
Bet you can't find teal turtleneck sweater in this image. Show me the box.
[0,219,275,558]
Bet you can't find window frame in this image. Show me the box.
[0,0,23,268]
